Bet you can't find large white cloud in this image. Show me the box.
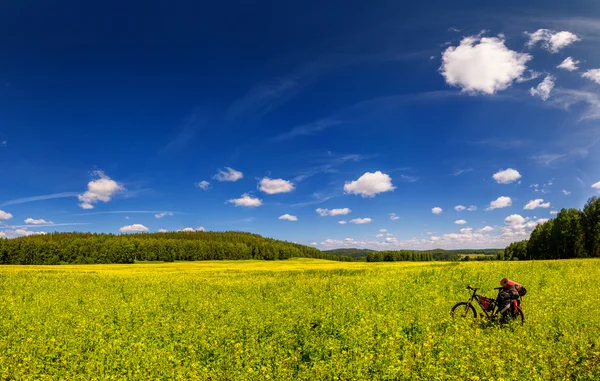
[592,181,600,190]
[24,218,53,225]
[455,220,467,225]
[582,69,600,85]
[279,214,298,221]
[316,208,351,216]
[493,168,521,184]
[349,218,372,224]
[487,196,512,210]
[440,35,532,94]
[530,75,555,101]
[524,199,551,210]
[432,207,443,215]
[0,210,13,220]
[259,178,295,194]
[119,224,150,233]
[344,171,395,197]
[227,193,262,207]
[525,29,580,53]
[213,167,243,182]
[557,57,580,71]
[78,170,124,209]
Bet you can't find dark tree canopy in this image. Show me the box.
[503,197,600,260]
[0,231,354,265]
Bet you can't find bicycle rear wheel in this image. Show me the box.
[451,302,477,320]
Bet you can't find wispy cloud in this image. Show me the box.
[227,52,431,124]
[161,111,203,153]
[0,192,78,207]
[467,138,526,149]
[13,222,91,229]
[72,210,179,216]
[272,119,342,142]
[549,88,600,121]
[293,153,372,182]
[452,168,473,176]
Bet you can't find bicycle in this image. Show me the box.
[451,285,524,324]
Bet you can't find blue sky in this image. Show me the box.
[1,0,600,249]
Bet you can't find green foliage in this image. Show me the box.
[503,197,600,260]
[0,231,353,265]
[366,250,433,262]
[1,259,600,379]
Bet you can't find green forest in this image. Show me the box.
[502,196,600,260]
[0,231,353,265]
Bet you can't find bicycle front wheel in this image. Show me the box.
[451,302,477,320]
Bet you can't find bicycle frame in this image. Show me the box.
[464,286,522,319]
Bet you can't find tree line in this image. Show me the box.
[502,196,600,260]
[0,231,354,265]
[366,250,434,262]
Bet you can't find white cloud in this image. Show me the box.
[310,242,318,246]
[0,229,47,238]
[562,190,571,195]
[154,212,174,219]
[467,205,477,211]
[24,218,53,225]
[525,29,580,53]
[454,205,466,212]
[389,213,400,220]
[385,237,398,243]
[316,208,351,216]
[338,221,347,225]
[524,199,551,210]
[379,229,388,233]
[432,207,443,215]
[486,196,512,210]
[376,233,384,238]
[227,193,262,207]
[0,210,13,220]
[197,181,211,190]
[181,226,205,232]
[78,170,124,209]
[460,227,473,234]
[119,224,150,233]
[349,218,372,224]
[550,210,559,215]
[455,219,467,225]
[344,171,395,197]
[530,75,555,101]
[493,168,521,184]
[157,229,168,233]
[582,69,600,85]
[557,57,580,71]
[259,177,295,194]
[592,181,600,190]
[440,35,532,94]
[213,167,243,182]
[478,226,494,233]
[279,214,298,221]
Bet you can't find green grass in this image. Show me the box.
[1,258,599,379]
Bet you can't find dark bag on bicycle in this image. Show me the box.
[517,285,527,297]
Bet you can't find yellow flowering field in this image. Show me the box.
[1,258,599,380]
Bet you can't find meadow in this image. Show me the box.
[1,258,599,380]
